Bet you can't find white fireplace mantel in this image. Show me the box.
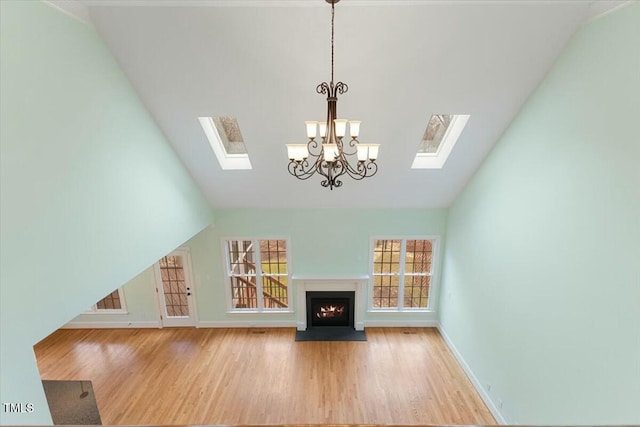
[293,276,368,331]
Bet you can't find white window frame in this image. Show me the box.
[368,236,439,312]
[199,117,252,170]
[222,237,292,313]
[84,287,127,314]
[411,115,470,169]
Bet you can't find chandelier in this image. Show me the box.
[286,0,379,190]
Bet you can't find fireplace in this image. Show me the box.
[306,291,355,328]
[294,276,367,331]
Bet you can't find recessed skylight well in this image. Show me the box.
[411,114,470,169]
[199,116,252,170]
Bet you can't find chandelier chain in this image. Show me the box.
[331,1,335,83]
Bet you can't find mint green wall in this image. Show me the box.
[69,267,161,326]
[189,209,447,323]
[0,2,212,424]
[64,208,447,328]
[439,4,640,424]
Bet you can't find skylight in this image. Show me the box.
[198,116,252,170]
[411,114,470,169]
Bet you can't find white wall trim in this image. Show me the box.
[198,320,297,328]
[437,324,506,424]
[365,319,439,327]
[62,320,161,329]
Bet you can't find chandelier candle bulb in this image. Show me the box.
[324,144,338,161]
[334,119,348,138]
[286,144,308,161]
[368,144,380,160]
[305,121,318,139]
[357,145,368,161]
[349,121,361,138]
[318,122,328,138]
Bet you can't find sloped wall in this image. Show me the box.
[0,2,212,424]
[439,3,640,424]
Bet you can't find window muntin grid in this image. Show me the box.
[372,238,434,310]
[372,240,401,308]
[159,255,189,317]
[405,239,432,273]
[228,240,255,275]
[86,288,126,313]
[260,240,288,309]
[96,290,122,310]
[230,276,258,308]
[227,240,258,308]
[225,239,289,311]
[403,275,430,308]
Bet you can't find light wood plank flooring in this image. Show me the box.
[34,327,495,425]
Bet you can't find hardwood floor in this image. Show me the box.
[34,327,495,425]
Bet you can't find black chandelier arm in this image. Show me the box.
[334,81,348,95]
[320,161,345,190]
[307,139,323,157]
[337,137,359,156]
[358,159,379,177]
[288,157,322,180]
[321,177,343,190]
[342,158,378,180]
[288,160,313,180]
[316,81,348,97]
[316,82,331,96]
[333,145,364,176]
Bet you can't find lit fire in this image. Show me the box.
[316,304,345,318]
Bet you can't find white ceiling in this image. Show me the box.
[59,0,617,208]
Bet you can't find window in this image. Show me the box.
[198,116,252,170]
[85,288,126,314]
[224,239,290,311]
[411,114,470,169]
[370,238,436,310]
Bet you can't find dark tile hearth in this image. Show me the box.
[295,326,367,342]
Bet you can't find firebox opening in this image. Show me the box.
[306,291,355,329]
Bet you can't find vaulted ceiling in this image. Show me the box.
[63,0,618,208]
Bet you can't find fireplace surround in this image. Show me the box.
[294,276,367,331]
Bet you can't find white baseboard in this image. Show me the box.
[197,320,297,328]
[437,324,506,424]
[62,320,161,329]
[365,319,439,327]
[65,319,438,329]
